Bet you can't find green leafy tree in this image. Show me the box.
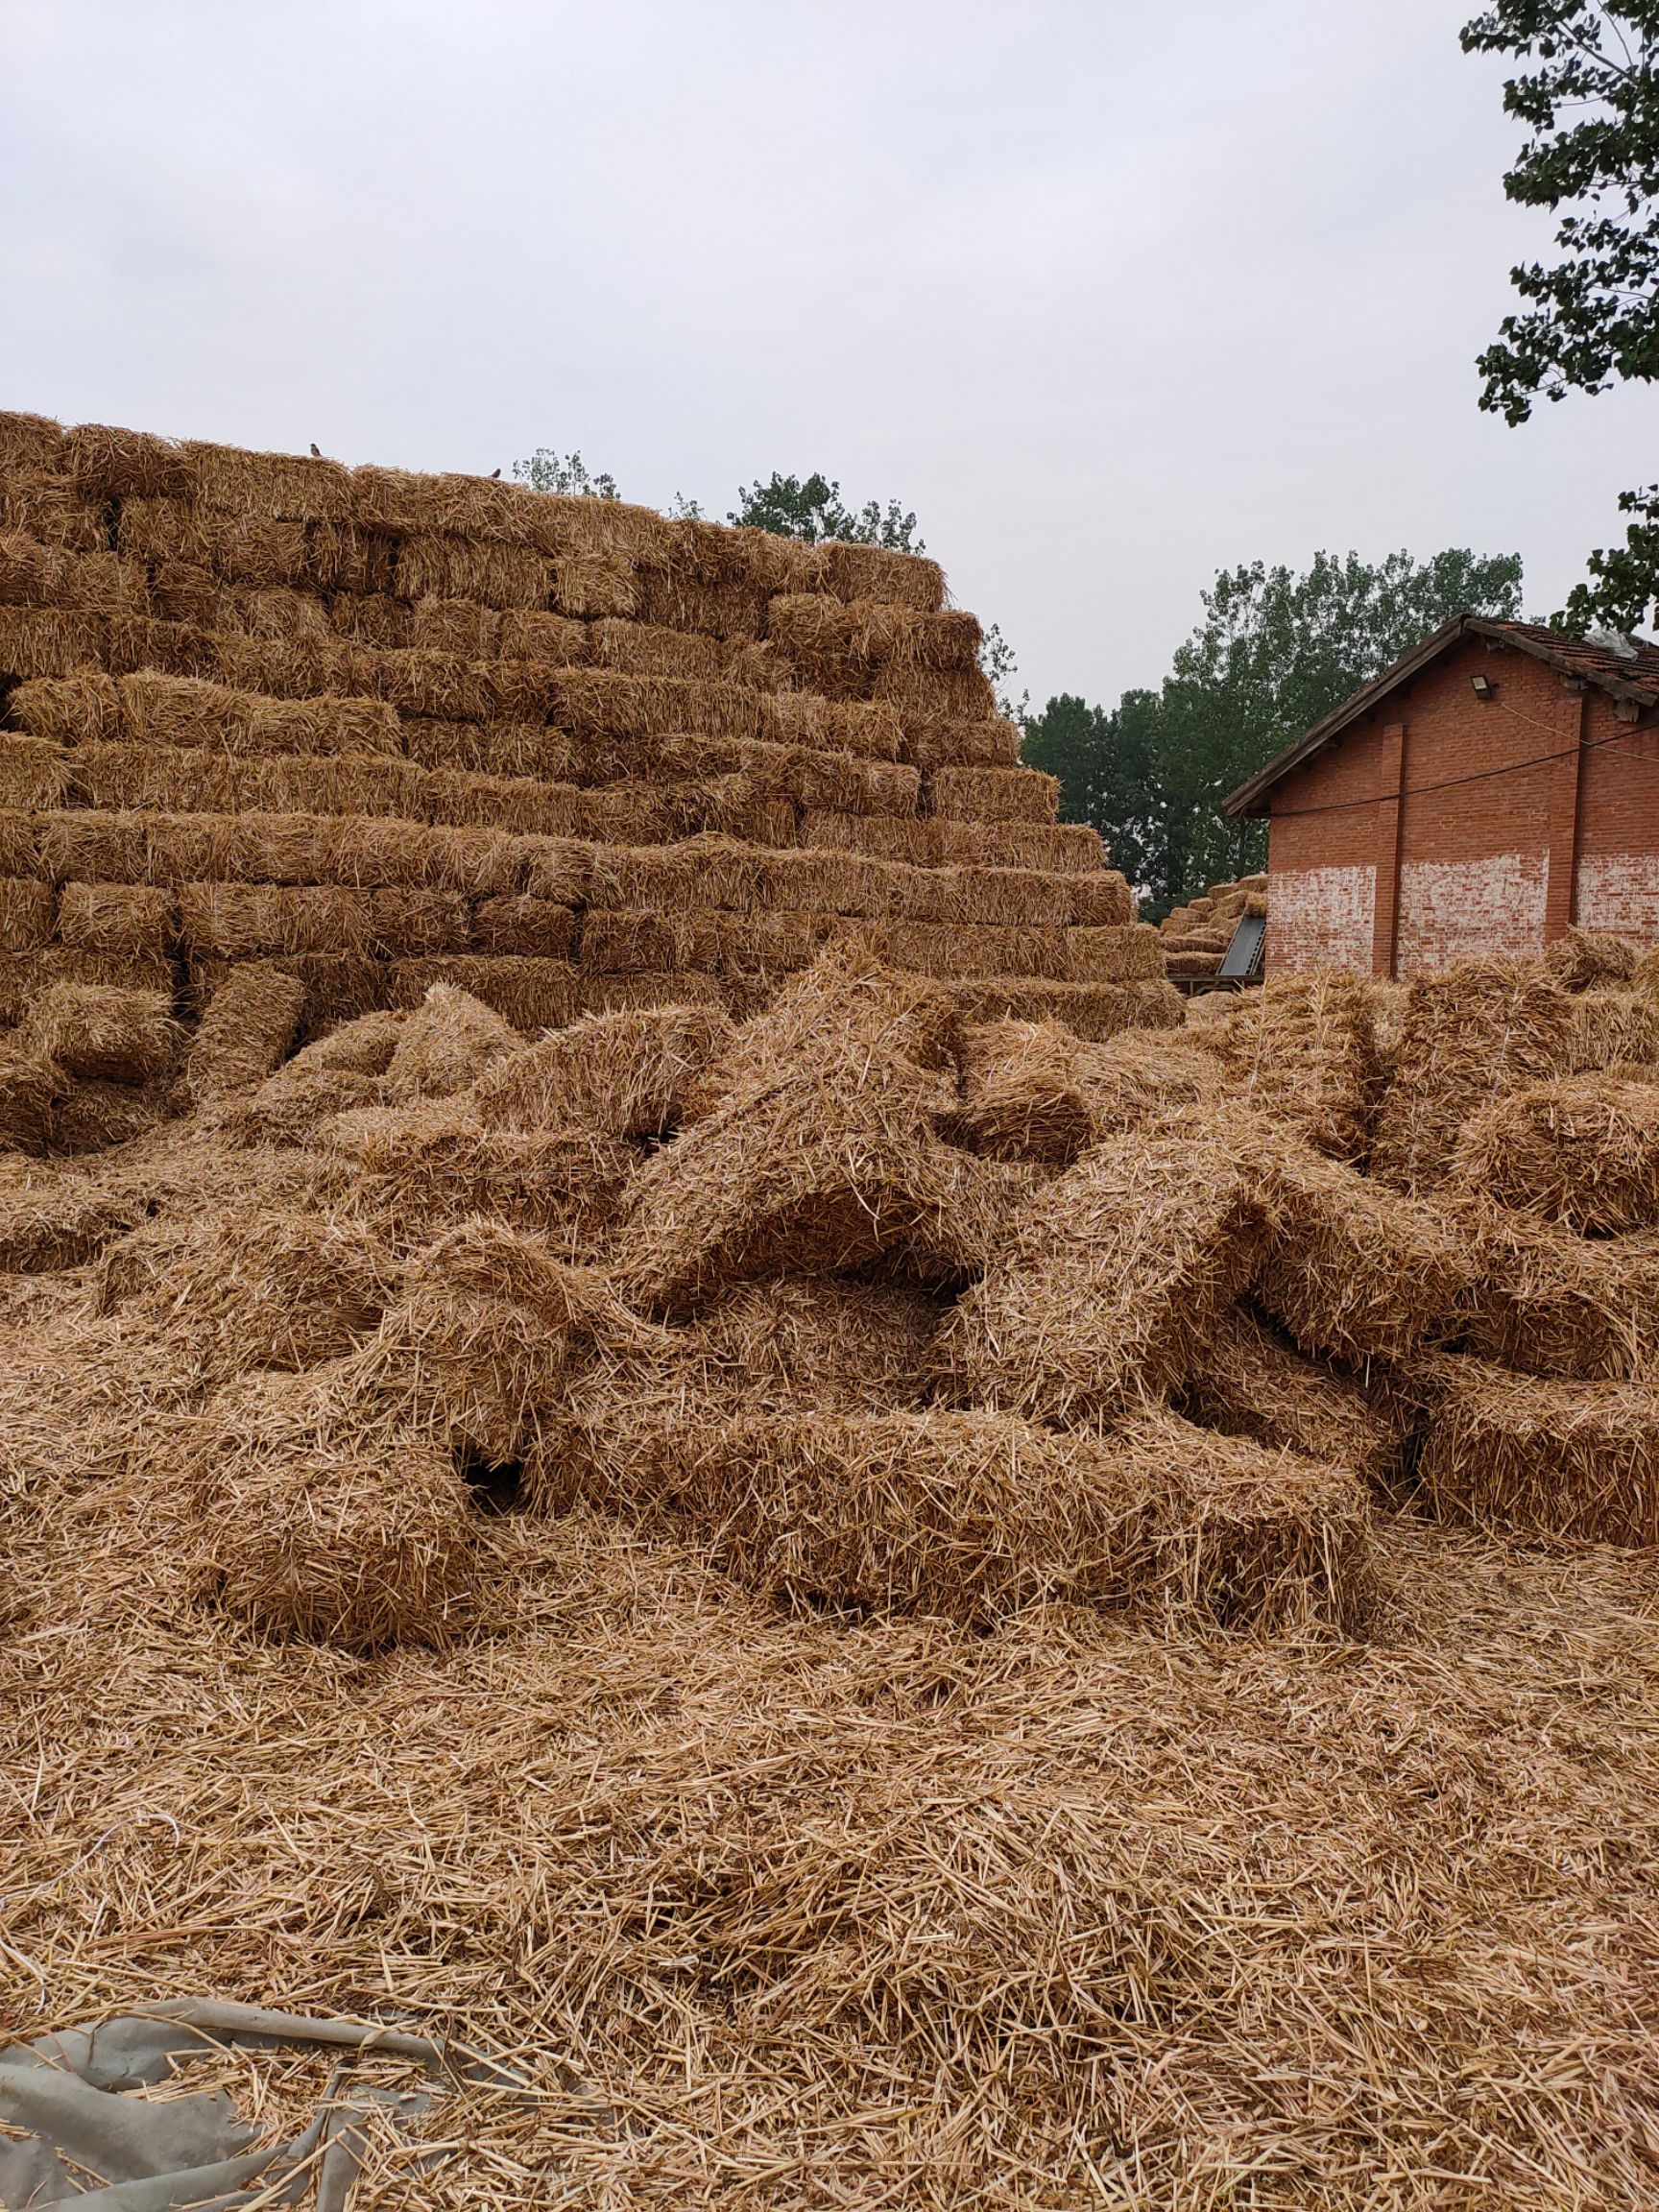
[512,448,619,499]
[1025,548,1524,917]
[1462,2,1659,630]
[728,472,923,550]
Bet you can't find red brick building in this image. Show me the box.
[1224,616,1659,975]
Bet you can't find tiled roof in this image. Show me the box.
[1225,613,1659,816]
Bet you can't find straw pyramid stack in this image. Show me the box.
[0,412,1174,1070]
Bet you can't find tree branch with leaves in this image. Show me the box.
[1464,1,1659,630]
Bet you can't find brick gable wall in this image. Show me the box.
[1263,635,1659,974]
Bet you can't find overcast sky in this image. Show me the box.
[4,1,1652,710]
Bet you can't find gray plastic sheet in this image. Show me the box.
[0,1999,531,2209]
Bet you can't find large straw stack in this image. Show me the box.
[0,413,1173,1110]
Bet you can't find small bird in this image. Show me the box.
[309,442,321,457]
[490,468,501,479]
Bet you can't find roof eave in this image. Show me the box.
[1221,613,1470,819]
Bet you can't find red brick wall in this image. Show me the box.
[1263,635,1659,973]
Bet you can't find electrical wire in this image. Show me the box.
[1262,698,1659,819]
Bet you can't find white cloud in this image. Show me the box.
[2,0,1652,707]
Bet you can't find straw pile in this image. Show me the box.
[6,421,1659,2206]
[1159,871,1266,980]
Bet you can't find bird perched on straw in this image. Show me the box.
[491,468,501,479]
[309,443,322,458]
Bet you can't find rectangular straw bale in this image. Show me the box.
[1179,1307,1405,1485]
[327,591,412,648]
[588,617,728,683]
[633,565,766,639]
[408,595,501,657]
[874,660,997,721]
[352,464,541,538]
[603,1405,1160,1625]
[548,553,637,621]
[938,1019,1096,1166]
[1253,1140,1478,1361]
[1113,1407,1375,1635]
[58,881,174,961]
[118,672,403,756]
[341,645,506,722]
[0,410,65,472]
[181,439,355,521]
[515,489,675,566]
[22,981,180,1083]
[328,1108,637,1255]
[788,750,922,816]
[0,811,38,878]
[392,534,554,611]
[147,559,223,627]
[577,969,726,1017]
[185,965,306,1098]
[176,882,372,960]
[224,585,334,643]
[473,1002,733,1136]
[188,952,387,1037]
[860,919,1162,984]
[1460,1209,1659,1381]
[422,768,582,837]
[0,1175,148,1272]
[470,895,578,958]
[307,520,396,594]
[34,810,147,885]
[0,535,141,613]
[800,808,1107,872]
[1,473,107,555]
[1450,1072,1659,1233]
[345,819,532,898]
[1214,969,1381,1162]
[1416,1357,1659,1547]
[1370,956,1577,1193]
[71,742,426,821]
[366,887,471,958]
[138,810,321,886]
[396,718,574,780]
[941,975,1186,1042]
[1070,1025,1225,1130]
[512,835,591,904]
[0,737,72,809]
[927,763,1059,824]
[1570,988,1659,1073]
[495,609,589,664]
[0,1041,59,1150]
[0,878,54,951]
[583,905,835,977]
[387,955,577,1034]
[63,421,192,500]
[810,542,946,612]
[615,947,998,1312]
[1166,953,1224,980]
[118,498,315,588]
[1546,924,1640,991]
[0,605,107,678]
[902,717,1024,771]
[0,950,171,1027]
[775,695,907,761]
[940,1122,1271,1426]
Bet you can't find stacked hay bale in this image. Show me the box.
[1189,940,1659,1548]
[0,413,1173,1134]
[1159,872,1266,981]
[2,926,1657,1664]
